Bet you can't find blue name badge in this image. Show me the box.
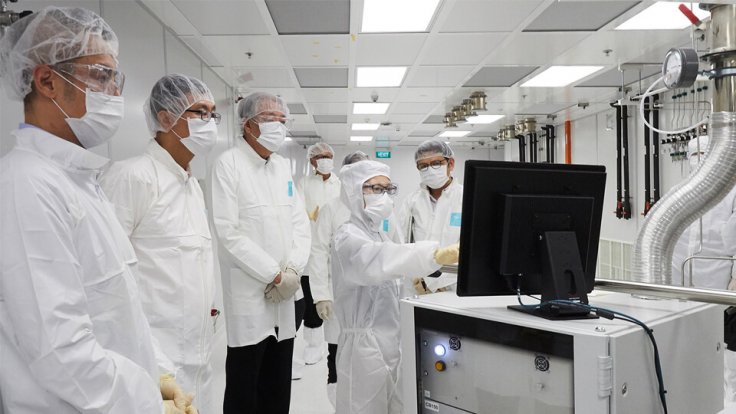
[449,212,462,227]
[288,181,293,197]
[383,219,389,232]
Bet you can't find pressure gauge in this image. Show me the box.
[662,48,700,89]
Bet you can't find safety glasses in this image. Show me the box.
[184,109,222,125]
[54,62,126,95]
[362,184,398,195]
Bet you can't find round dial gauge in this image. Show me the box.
[662,48,699,89]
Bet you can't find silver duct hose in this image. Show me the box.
[631,3,736,284]
[631,112,736,283]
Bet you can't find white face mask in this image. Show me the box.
[52,71,124,148]
[175,117,218,157]
[255,121,287,152]
[420,165,450,189]
[364,193,394,228]
[316,158,334,175]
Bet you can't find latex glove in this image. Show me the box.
[164,401,186,414]
[160,374,188,409]
[729,277,736,291]
[185,404,199,414]
[308,206,320,222]
[434,243,460,265]
[316,300,333,320]
[265,268,300,303]
[412,277,430,295]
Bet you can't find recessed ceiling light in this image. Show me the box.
[362,0,441,33]
[357,66,408,87]
[285,137,293,142]
[521,66,604,87]
[466,115,505,125]
[352,123,381,131]
[439,131,471,138]
[615,2,710,31]
[350,136,374,142]
[353,103,390,115]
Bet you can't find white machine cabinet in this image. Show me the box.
[400,291,723,414]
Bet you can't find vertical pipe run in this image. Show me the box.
[517,134,526,163]
[643,96,652,215]
[564,120,572,164]
[550,125,556,163]
[653,94,661,203]
[622,105,632,219]
[614,104,623,218]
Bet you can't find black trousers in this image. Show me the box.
[327,343,338,384]
[223,299,305,414]
[300,275,323,329]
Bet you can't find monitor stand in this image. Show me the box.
[508,231,598,321]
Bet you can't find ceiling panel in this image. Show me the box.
[302,88,349,102]
[440,1,543,33]
[266,0,349,34]
[356,34,427,66]
[310,102,348,115]
[232,67,294,87]
[577,65,660,87]
[398,88,452,103]
[281,35,350,66]
[518,102,574,115]
[386,114,425,124]
[421,33,507,66]
[179,36,224,66]
[490,32,589,65]
[316,124,350,139]
[407,66,475,87]
[314,115,348,123]
[294,67,349,87]
[410,128,443,137]
[392,102,438,115]
[349,88,400,103]
[524,1,640,32]
[140,0,197,36]
[288,103,308,114]
[463,66,539,87]
[171,0,269,35]
[423,115,445,124]
[201,35,287,67]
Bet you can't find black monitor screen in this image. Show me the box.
[456,161,606,298]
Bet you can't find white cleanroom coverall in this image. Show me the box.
[397,179,463,291]
[210,136,311,347]
[0,126,163,414]
[100,140,216,412]
[331,160,440,414]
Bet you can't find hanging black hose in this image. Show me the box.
[612,103,624,218]
[652,94,661,204]
[549,124,556,163]
[622,104,632,219]
[643,96,652,216]
[516,134,526,163]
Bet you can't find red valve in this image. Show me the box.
[678,4,701,26]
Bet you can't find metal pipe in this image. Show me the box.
[550,124,556,163]
[653,94,661,203]
[613,104,623,218]
[621,104,632,219]
[643,96,652,215]
[516,134,526,163]
[594,279,736,306]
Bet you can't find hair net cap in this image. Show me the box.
[307,142,334,159]
[339,160,391,223]
[145,74,214,135]
[342,150,369,166]
[0,6,119,100]
[237,92,289,126]
[415,139,454,162]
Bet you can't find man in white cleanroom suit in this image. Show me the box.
[298,142,341,365]
[0,7,189,414]
[101,74,220,414]
[397,140,463,294]
[331,160,460,413]
[210,92,311,413]
[670,135,736,401]
[307,150,369,406]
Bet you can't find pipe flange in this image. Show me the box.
[701,67,736,79]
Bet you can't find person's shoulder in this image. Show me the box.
[103,154,155,185]
[0,150,73,208]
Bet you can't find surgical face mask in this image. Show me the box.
[420,165,450,189]
[176,117,218,157]
[364,193,394,227]
[51,71,124,148]
[316,158,334,175]
[255,121,287,152]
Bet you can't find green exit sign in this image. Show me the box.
[376,151,391,159]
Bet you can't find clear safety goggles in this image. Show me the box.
[362,184,398,195]
[54,62,126,95]
[252,112,293,130]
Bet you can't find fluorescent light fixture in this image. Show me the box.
[521,66,603,87]
[352,123,381,131]
[353,103,390,114]
[350,136,374,142]
[285,137,293,142]
[357,66,407,87]
[616,2,710,31]
[362,0,441,33]
[439,130,471,138]
[466,114,504,125]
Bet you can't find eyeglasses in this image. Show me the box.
[185,109,222,125]
[54,62,126,95]
[313,154,333,160]
[362,184,398,195]
[417,158,448,172]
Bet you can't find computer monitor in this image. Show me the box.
[456,160,606,320]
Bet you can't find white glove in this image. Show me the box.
[434,243,460,265]
[265,268,301,303]
[412,277,430,295]
[316,300,333,320]
[164,401,186,414]
[160,374,189,409]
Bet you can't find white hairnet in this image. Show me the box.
[307,142,334,159]
[237,92,289,126]
[342,150,369,166]
[0,6,118,100]
[339,160,391,224]
[145,73,214,135]
[688,135,710,156]
[415,140,454,162]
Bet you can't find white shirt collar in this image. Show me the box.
[12,126,109,173]
[145,140,190,181]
